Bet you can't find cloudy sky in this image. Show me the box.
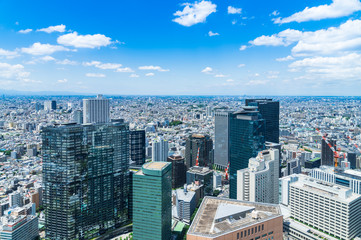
[1,0,361,95]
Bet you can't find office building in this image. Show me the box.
[73,109,83,124]
[44,100,56,111]
[167,154,187,189]
[289,176,361,240]
[133,162,172,240]
[237,149,279,204]
[348,152,357,169]
[321,138,336,166]
[187,197,283,240]
[83,94,110,124]
[130,130,146,166]
[214,111,232,169]
[187,166,213,196]
[265,141,282,177]
[175,187,196,223]
[42,121,130,240]
[185,134,213,169]
[305,157,321,169]
[9,192,22,208]
[152,137,169,162]
[213,172,222,189]
[229,107,265,199]
[246,98,279,143]
[0,215,39,240]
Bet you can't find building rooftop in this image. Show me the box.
[187,166,212,175]
[188,197,281,238]
[176,188,195,202]
[143,162,169,171]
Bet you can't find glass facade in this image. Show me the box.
[130,130,146,166]
[229,109,265,199]
[246,99,279,144]
[42,121,130,240]
[185,134,213,169]
[133,162,172,240]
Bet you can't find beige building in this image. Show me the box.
[187,197,283,240]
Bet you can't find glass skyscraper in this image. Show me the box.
[42,120,130,240]
[229,107,265,199]
[185,134,213,169]
[245,98,279,143]
[133,162,172,240]
[130,130,146,166]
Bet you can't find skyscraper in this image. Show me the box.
[245,98,279,143]
[130,130,146,166]
[42,121,130,240]
[185,134,213,169]
[237,149,279,204]
[44,100,56,111]
[214,111,232,169]
[83,94,110,124]
[229,107,265,199]
[73,109,83,124]
[321,138,336,166]
[167,154,187,189]
[152,137,168,162]
[133,162,172,240]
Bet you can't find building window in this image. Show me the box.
[237,233,239,239]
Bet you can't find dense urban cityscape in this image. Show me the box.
[0,95,360,239]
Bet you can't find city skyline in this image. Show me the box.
[1,0,361,95]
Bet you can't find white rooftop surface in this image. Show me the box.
[176,189,195,202]
[291,177,361,203]
[214,203,255,221]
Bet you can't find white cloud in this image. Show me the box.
[57,78,68,83]
[173,1,217,27]
[0,62,30,80]
[145,73,155,76]
[21,42,70,55]
[274,0,361,24]
[289,53,361,80]
[214,74,227,78]
[238,64,245,67]
[271,10,279,16]
[85,73,106,78]
[232,20,237,25]
[37,24,66,33]
[138,65,169,72]
[116,67,134,72]
[83,61,122,69]
[0,48,19,58]
[226,79,234,82]
[254,73,260,77]
[130,74,139,78]
[18,29,32,34]
[57,32,112,48]
[251,20,361,55]
[246,80,269,85]
[201,67,213,74]
[208,31,219,37]
[228,6,242,14]
[239,45,247,51]
[40,56,56,62]
[276,55,294,62]
[56,59,77,65]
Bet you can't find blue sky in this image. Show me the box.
[1,0,361,95]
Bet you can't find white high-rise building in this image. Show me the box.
[289,176,361,240]
[83,94,110,124]
[152,137,168,162]
[237,148,279,204]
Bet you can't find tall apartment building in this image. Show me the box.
[133,162,172,240]
[237,149,279,204]
[289,176,361,240]
[152,137,169,162]
[175,187,196,223]
[187,197,283,240]
[42,121,130,240]
[229,107,265,199]
[73,109,83,124]
[185,134,213,169]
[44,100,56,111]
[321,138,336,166]
[245,98,279,143]
[130,130,146,166]
[83,94,110,124]
[214,111,232,169]
[167,154,187,189]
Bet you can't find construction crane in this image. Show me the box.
[195,147,200,166]
[346,135,361,154]
[315,128,341,168]
[225,162,230,180]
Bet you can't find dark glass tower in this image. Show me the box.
[130,130,146,166]
[42,121,130,240]
[321,138,336,166]
[229,107,265,199]
[214,111,233,169]
[245,99,279,143]
[185,134,213,169]
[167,155,187,189]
